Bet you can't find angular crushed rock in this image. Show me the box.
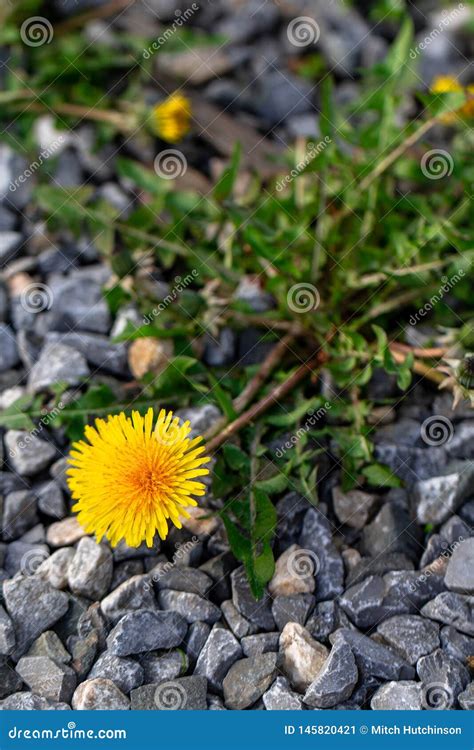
[421,593,474,636]
[101,574,157,622]
[194,625,242,692]
[303,640,358,708]
[131,676,207,710]
[268,544,316,596]
[262,676,303,710]
[0,692,70,710]
[28,342,90,394]
[412,462,474,525]
[0,605,15,655]
[16,655,76,703]
[88,651,144,693]
[107,611,188,656]
[329,628,415,681]
[5,432,56,477]
[280,622,328,692]
[223,653,279,709]
[140,651,187,684]
[231,567,275,630]
[72,678,130,710]
[272,594,314,631]
[3,575,69,657]
[370,681,423,710]
[67,537,113,601]
[158,589,220,625]
[152,566,212,596]
[444,538,474,594]
[376,615,440,665]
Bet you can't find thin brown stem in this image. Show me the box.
[205,355,323,453]
[390,342,448,359]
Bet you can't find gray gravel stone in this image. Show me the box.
[241,632,280,658]
[27,631,70,664]
[329,629,415,681]
[36,481,67,519]
[5,432,56,476]
[154,566,212,596]
[223,652,279,710]
[185,622,211,664]
[262,676,303,710]
[332,486,377,529]
[0,232,22,268]
[45,331,128,377]
[37,548,74,589]
[72,678,130,710]
[28,343,90,394]
[101,574,156,622]
[299,508,344,602]
[88,651,144,693]
[458,682,474,710]
[176,404,222,438]
[421,592,474,636]
[370,680,423,710]
[231,567,275,630]
[3,575,69,657]
[0,662,24,700]
[303,640,358,708]
[439,626,474,664]
[0,605,15,655]
[4,541,49,577]
[417,649,469,709]
[107,611,187,656]
[361,503,421,561]
[203,328,235,367]
[131,676,207,710]
[140,651,187,684]
[346,553,414,588]
[445,538,474,594]
[0,324,19,370]
[377,615,440,665]
[272,594,314,631]
[221,599,253,639]
[158,589,220,625]
[16,655,76,703]
[412,461,474,525]
[0,692,70,710]
[44,274,111,335]
[68,537,113,601]
[194,625,242,692]
[1,490,38,540]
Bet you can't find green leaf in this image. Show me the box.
[253,487,277,541]
[255,471,289,495]
[362,463,403,488]
[223,444,249,471]
[213,143,241,201]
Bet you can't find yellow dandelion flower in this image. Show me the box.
[430,75,474,122]
[152,94,191,142]
[66,407,210,547]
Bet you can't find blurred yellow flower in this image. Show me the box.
[67,408,210,547]
[152,94,191,142]
[430,75,474,122]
